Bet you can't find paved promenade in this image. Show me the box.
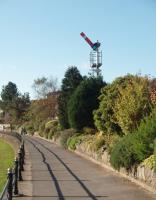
[14,136,156,200]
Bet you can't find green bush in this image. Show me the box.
[43,127,50,139]
[132,111,156,162]
[38,131,44,137]
[45,120,58,129]
[67,134,83,150]
[44,132,48,139]
[60,129,76,148]
[110,111,156,170]
[33,121,40,132]
[141,155,155,169]
[83,127,96,135]
[39,121,45,137]
[25,123,35,135]
[104,134,121,153]
[44,119,60,139]
[89,134,105,152]
[52,131,59,141]
[114,76,152,134]
[68,77,105,130]
[93,76,132,135]
[94,75,152,135]
[48,129,54,140]
[110,134,135,170]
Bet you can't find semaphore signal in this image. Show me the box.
[80,32,102,76]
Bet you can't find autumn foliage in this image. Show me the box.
[25,92,59,132]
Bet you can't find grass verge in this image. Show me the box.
[0,139,14,192]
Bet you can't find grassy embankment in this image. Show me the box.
[0,139,14,192]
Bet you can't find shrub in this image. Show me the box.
[68,77,105,130]
[60,129,76,148]
[44,131,49,139]
[84,135,95,150]
[32,121,39,132]
[132,110,156,162]
[67,134,83,150]
[104,134,121,153]
[39,121,45,137]
[110,111,156,170]
[110,134,135,170]
[141,155,155,169]
[94,75,152,135]
[43,125,50,139]
[48,129,54,140]
[89,134,105,152]
[53,130,62,141]
[149,78,156,104]
[83,127,96,135]
[38,131,43,137]
[93,75,132,135]
[45,120,58,129]
[44,120,60,140]
[114,76,152,134]
[25,123,35,135]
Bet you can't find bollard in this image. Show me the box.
[7,168,13,200]
[18,150,23,181]
[14,157,19,195]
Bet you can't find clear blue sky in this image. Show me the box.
[0,0,156,98]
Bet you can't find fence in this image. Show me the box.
[0,133,25,200]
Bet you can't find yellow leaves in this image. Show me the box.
[141,155,155,169]
[114,76,151,134]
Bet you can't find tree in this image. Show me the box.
[68,77,105,130]
[26,76,59,132]
[1,82,18,107]
[149,78,156,104]
[114,75,152,134]
[32,76,58,99]
[93,75,133,135]
[94,74,152,135]
[26,93,58,129]
[13,93,30,123]
[0,82,30,125]
[58,66,83,129]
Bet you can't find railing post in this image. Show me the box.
[14,157,19,195]
[7,168,13,200]
[22,141,25,164]
[23,141,25,158]
[18,150,23,181]
[20,145,24,171]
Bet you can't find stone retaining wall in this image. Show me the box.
[76,142,156,193]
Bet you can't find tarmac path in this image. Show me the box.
[16,136,156,200]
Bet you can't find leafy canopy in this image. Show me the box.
[32,76,58,99]
[68,76,105,130]
[1,82,18,103]
[0,82,30,125]
[58,66,83,129]
[94,74,152,135]
[114,75,152,134]
[93,75,134,135]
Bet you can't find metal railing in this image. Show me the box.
[0,134,25,200]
